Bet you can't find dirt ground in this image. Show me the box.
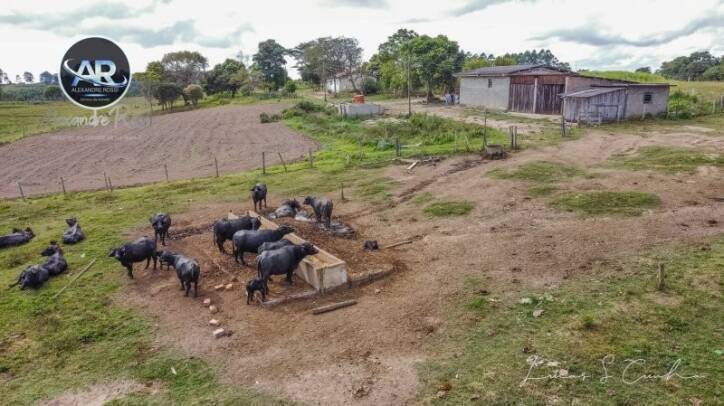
[0,104,318,198]
[118,121,722,405]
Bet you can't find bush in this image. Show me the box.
[183,84,204,106]
[259,112,281,123]
[284,81,297,94]
[44,85,63,100]
[362,78,379,95]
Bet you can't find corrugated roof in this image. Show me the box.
[562,87,625,98]
[456,64,575,77]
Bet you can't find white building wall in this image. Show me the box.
[459,77,510,110]
[623,87,670,118]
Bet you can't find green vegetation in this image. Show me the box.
[580,70,668,83]
[551,191,661,216]
[411,192,435,205]
[0,97,152,145]
[419,238,724,404]
[488,161,587,183]
[424,201,474,217]
[527,185,558,197]
[611,146,724,174]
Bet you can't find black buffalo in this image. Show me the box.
[257,238,294,254]
[251,183,267,212]
[149,213,171,246]
[159,251,200,297]
[212,216,262,253]
[303,196,333,227]
[62,217,85,244]
[109,236,157,279]
[0,228,34,249]
[256,242,318,285]
[232,225,294,265]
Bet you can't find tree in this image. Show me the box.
[39,71,54,84]
[338,37,364,92]
[183,84,204,106]
[401,35,465,101]
[44,85,62,100]
[284,80,297,94]
[367,29,421,95]
[253,39,288,91]
[160,51,208,86]
[205,58,246,97]
[153,83,183,110]
[16,74,22,84]
[23,71,34,83]
[635,66,652,74]
[134,61,165,112]
[658,51,720,81]
[702,63,724,81]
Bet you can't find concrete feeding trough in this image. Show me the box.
[337,103,384,118]
[228,211,349,292]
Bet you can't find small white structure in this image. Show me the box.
[325,72,374,93]
[337,103,384,118]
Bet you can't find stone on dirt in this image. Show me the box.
[214,284,225,291]
[533,309,544,318]
[209,305,218,314]
[225,283,233,290]
[203,298,212,306]
[209,319,220,326]
[213,328,227,339]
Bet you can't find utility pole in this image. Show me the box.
[322,59,327,102]
[407,53,412,117]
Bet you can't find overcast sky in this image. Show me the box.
[1,0,722,81]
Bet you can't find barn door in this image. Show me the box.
[508,84,534,113]
[536,84,565,114]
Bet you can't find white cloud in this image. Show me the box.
[0,0,721,80]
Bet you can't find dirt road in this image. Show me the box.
[0,104,318,198]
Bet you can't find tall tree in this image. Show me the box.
[367,29,420,95]
[401,35,464,101]
[253,39,288,91]
[205,58,246,97]
[39,71,54,85]
[23,71,34,83]
[658,51,720,81]
[160,51,208,86]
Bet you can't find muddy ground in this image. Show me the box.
[0,104,318,198]
[119,122,722,405]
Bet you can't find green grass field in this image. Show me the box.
[418,238,724,404]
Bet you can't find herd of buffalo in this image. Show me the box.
[3,183,334,303]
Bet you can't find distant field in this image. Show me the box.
[0,97,151,145]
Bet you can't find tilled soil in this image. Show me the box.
[121,125,722,405]
[0,104,318,197]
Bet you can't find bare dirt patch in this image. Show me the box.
[39,380,159,406]
[0,104,318,198]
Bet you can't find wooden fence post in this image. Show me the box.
[395,136,401,157]
[108,177,113,192]
[277,152,287,172]
[60,177,66,195]
[656,264,665,291]
[262,152,266,174]
[561,116,566,137]
[481,109,488,151]
[340,183,346,201]
[18,183,25,200]
[308,149,314,168]
[214,157,219,178]
[164,164,169,182]
[103,172,109,191]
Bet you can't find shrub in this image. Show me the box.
[284,81,297,94]
[259,112,281,123]
[43,85,63,100]
[183,84,204,106]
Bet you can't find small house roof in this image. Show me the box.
[561,87,625,98]
[455,64,572,77]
